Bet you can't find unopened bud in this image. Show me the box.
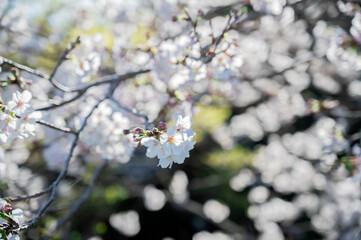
[11,67,19,76]
[158,121,167,130]
[145,131,153,137]
[133,127,144,134]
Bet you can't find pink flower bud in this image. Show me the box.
[158,121,167,130]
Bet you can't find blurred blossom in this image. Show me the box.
[313,21,361,71]
[57,181,74,198]
[43,137,77,172]
[350,12,361,43]
[203,200,230,223]
[212,125,235,150]
[169,170,189,203]
[231,82,261,108]
[0,0,360,239]
[229,168,255,192]
[313,72,341,94]
[312,117,347,153]
[87,236,103,240]
[348,80,361,98]
[293,193,319,216]
[143,184,166,211]
[248,186,270,204]
[248,197,299,223]
[257,222,284,240]
[251,0,286,15]
[284,69,310,91]
[1,5,28,32]
[109,210,141,237]
[230,114,264,141]
[192,231,233,240]
[282,133,322,160]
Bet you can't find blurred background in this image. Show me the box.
[0,0,361,239]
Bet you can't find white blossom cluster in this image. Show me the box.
[0,0,360,239]
[141,115,196,168]
[0,90,40,144]
[79,101,135,163]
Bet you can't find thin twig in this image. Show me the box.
[10,99,105,203]
[0,0,13,27]
[36,69,150,111]
[54,159,109,231]
[18,97,105,230]
[46,37,81,92]
[201,11,262,63]
[36,119,76,134]
[13,115,76,136]
[69,69,151,93]
[0,37,80,92]
[13,78,120,231]
[36,91,86,111]
[1,56,49,79]
[109,96,151,130]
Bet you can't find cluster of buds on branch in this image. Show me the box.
[127,115,196,168]
[0,199,23,240]
[0,68,31,89]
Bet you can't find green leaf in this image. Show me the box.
[342,156,354,172]
[0,181,8,191]
[95,222,107,235]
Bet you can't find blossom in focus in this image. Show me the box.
[140,115,196,168]
[0,90,37,143]
[8,90,32,116]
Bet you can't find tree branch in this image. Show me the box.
[53,159,109,232]
[46,36,81,92]
[109,96,152,130]
[36,69,150,111]
[36,119,76,134]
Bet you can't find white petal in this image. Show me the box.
[183,116,193,128]
[21,90,32,102]
[176,115,183,126]
[167,126,177,137]
[146,147,158,158]
[173,154,185,164]
[158,156,172,168]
